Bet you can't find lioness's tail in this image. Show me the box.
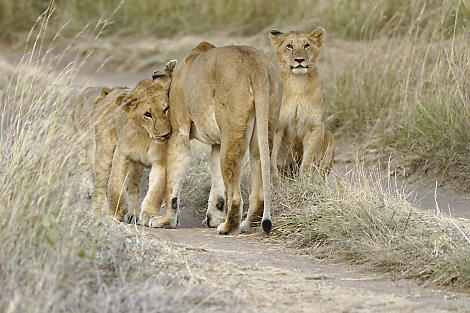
[251,73,272,235]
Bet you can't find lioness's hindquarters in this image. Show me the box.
[149,42,281,235]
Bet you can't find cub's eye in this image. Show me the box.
[144,112,152,118]
[163,107,169,114]
[304,43,310,49]
[286,44,293,50]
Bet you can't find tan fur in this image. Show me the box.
[148,42,282,235]
[86,60,176,223]
[270,27,335,176]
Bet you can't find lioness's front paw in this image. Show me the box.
[148,216,174,228]
[239,220,250,233]
[216,222,240,235]
[137,212,153,227]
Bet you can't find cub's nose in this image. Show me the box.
[294,58,305,63]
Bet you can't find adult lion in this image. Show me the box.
[146,42,282,235]
[269,27,335,176]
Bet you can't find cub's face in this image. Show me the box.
[116,60,177,143]
[269,27,325,75]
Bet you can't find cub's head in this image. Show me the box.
[269,27,325,75]
[116,60,177,143]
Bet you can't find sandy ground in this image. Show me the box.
[2,42,470,312]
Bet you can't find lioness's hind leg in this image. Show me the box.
[240,126,264,233]
[124,163,143,224]
[217,133,249,235]
[206,144,226,228]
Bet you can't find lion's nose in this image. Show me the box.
[295,58,305,63]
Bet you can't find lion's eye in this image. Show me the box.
[163,107,169,114]
[286,44,293,50]
[304,43,310,49]
[144,112,152,118]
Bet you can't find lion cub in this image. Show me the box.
[92,60,176,223]
[269,27,335,176]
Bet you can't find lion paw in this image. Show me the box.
[148,216,175,228]
[239,220,250,233]
[216,222,240,235]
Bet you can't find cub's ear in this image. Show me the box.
[101,87,112,96]
[164,59,177,76]
[309,27,326,47]
[153,59,178,80]
[269,29,285,47]
[94,87,112,104]
[116,93,134,112]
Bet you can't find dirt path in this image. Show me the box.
[126,207,470,312]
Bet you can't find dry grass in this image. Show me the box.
[268,163,470,290]
[2,0,469,41]
[325,27,470,189]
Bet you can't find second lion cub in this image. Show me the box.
[270,27,335,176]
[92,60,176,224]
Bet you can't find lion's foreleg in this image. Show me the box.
[92,137,115,213]
[123,163,143,223]
[108,150,133,222]
[149,132,190,228]
[139,161,166,226]
[299,126,324,176]
[271,125,283,184]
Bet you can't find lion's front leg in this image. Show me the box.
[124,163,144,224]
[149,132,190,228]
[139,161,165,227]
[299,126,324,177]
[108,150,133,222]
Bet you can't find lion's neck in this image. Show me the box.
[280,67,322,99]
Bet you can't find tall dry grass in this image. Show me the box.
[2,0,469,40]
[326,3,470,188]
[270,164,470,290]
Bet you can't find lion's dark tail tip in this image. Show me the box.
[262,219,272,235]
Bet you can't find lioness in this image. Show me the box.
[145,42,282,235]
[91,60,176,222]
[270,27,335,176]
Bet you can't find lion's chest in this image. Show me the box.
[280,96,323,141]
[120,130,165,167]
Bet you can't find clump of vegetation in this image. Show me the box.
[270,166,470,289]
